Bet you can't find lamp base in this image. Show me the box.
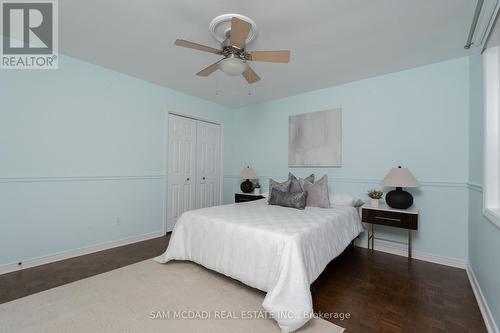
[240,179,254,193]
[385,187,413,209]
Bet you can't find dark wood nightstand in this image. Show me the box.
[361,203,418,260]
[235,193,265,203]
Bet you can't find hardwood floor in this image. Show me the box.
[0,236,169,304]
[0,235,485,332]
[312,247,486,332]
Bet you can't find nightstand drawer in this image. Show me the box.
[235,193,265,203]
[362,208,418,230]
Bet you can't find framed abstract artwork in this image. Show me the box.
[288,108,342,167]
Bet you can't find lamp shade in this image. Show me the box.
[240,166,256,180]
[381,166,419,188]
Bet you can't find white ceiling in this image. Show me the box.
[59,0,475,108]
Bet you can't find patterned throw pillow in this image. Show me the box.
[288,172,315,193]
[269,178,291,194]
[300,175,330,208]
[268,188,308,210]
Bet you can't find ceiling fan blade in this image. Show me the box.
[247,50,290,63]
[175,39,221,54]
[196,60,222,77]
[229,17,251,49]
[242,66,261,84]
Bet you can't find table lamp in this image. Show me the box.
[381,166,419,209]
[240,166,257,193]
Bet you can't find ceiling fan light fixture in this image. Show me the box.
[218,55,248,76]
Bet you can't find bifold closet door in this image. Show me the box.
[196,121,221,209]
[166,114,197,231]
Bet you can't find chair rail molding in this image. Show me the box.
[224,174,469,189]
[0,175,164,183]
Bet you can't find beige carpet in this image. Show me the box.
[0,260,344,333]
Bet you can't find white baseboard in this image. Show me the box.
[466,264,499,333]
[354,238,468,269]
[0,231,165,275]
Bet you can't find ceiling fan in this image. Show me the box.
[175,16,290,84]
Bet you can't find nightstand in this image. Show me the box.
[235,193,265,203]
[361,203,418,260]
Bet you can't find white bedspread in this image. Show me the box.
[155,199,364,332]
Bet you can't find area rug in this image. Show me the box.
[0,260,344,333]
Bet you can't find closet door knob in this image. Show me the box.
[186,178,190,181]
[202,177,206,180]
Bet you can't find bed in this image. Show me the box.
[155,198,364,332]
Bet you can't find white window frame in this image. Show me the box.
[483,46,500,228]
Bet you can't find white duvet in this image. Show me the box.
[155,199,364,332]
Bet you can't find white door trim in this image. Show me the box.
[164,111,224,233]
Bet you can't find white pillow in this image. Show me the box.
[329,193,364,207]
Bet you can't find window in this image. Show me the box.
[483,46,500,228]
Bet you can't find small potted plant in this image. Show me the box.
[367,189,383,208]
[252,179,261,195]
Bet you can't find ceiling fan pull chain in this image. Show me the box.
[215,73,220,96]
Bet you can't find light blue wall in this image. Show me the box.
[468,53,500,329]
[228,57,471,261]
[468,54,484,185]
[0,54,236,266]
[1,46,499,329]
[3,49,498,327]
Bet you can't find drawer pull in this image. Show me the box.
[374,216,401,222]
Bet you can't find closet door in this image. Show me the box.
[166,114,197,231]
[196,121,221,209]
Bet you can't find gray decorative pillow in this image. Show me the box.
[269,188,308,210]
[269,178,291,194]
[300,175,330,208]
[288,172,315,193]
